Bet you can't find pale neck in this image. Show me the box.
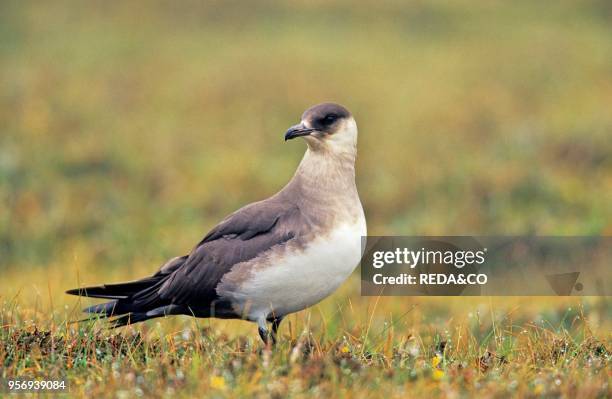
[288,147,357,199]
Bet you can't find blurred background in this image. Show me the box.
[0,1,610,309]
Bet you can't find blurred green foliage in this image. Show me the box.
[1,0,611,271]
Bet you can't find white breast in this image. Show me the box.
[218,217,366,322]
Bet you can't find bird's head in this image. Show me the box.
[284,103,357,154]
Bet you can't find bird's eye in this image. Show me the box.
[322,114,337,124]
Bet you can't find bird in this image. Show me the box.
[66,102,366,345]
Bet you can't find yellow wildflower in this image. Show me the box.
[431,355,444,380]
[534,384,544,395]
[432,369,445,380]
[210,375,226,390]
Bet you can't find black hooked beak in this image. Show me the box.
[284,123,316,141]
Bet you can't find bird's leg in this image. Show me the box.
[257,316,285,346]
[258,326,273,346]
[257,318,274,347]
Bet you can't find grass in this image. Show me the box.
[1,0,611,397]
[1,296,609,397]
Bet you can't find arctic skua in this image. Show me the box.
[66,102,366,344]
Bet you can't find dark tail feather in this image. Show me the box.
[66,277,160,300]
[108,304,180,328]
[67,275,178,328]
[109,313,153,328]
[83,301,118,316]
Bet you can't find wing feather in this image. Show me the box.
[132,198,302,311]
